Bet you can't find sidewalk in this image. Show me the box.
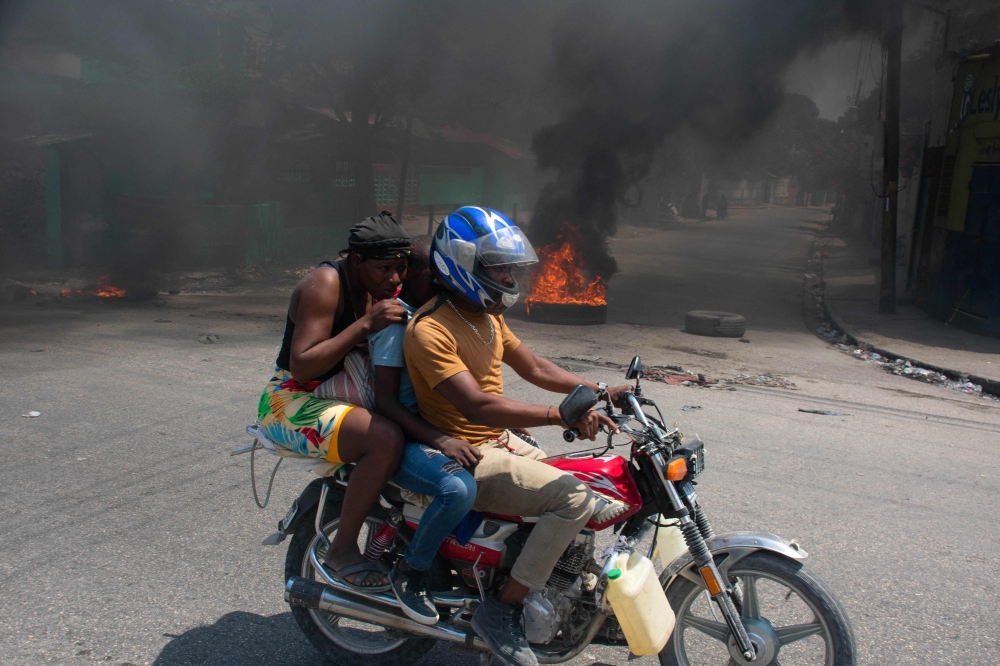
[819,232,1000,392]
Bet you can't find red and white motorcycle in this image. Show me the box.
[243,356,856,665]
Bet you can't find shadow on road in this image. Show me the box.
[151,611,492,666]
[153,611,318,666]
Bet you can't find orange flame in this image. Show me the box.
[95,275,126,298]
[524,223,606,312]
[61,275,126,299]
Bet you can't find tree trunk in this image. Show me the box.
[349,103,377,220]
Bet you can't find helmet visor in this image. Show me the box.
[474,226,538,266]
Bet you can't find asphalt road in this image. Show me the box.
[2,206,999,665]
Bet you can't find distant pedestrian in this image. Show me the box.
[701,193,710,219]
[717,195,729,220]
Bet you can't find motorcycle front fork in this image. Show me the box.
[653,458,757,662]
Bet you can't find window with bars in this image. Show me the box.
[282,160,310,183]
[373,164,418,206]
[334,162,354,187]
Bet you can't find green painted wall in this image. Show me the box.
[245,201,285,264]
[417,168,484,206]
[281,226,347,260]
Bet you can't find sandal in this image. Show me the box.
[320,560,391,593]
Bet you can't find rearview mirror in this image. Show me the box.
[559,384,599,427]
[625,355,643,380]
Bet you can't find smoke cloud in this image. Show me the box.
[0,0,884,285]
[529,0,883,278]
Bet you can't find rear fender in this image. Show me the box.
[263,478,344,545]
[660,531,807,589]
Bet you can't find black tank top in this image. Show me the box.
[275,260,362,382]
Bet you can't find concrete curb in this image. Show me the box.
[822,283,1000,399]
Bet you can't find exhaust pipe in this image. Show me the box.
[285,577,489,651]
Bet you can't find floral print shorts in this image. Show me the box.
[257,368,355,463]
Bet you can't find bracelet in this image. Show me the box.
[546,406,553,426]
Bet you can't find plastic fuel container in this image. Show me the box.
[605,551,675,655]
[654,520,688,569]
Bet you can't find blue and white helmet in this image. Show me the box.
[431,206,538,314]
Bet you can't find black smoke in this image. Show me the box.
[530,0,884,278]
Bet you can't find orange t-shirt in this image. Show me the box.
[404,299,521,444]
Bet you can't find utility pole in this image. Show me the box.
[395,112,414,219]
[879,1,902,314]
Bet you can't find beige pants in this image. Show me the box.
[471,431,596,590]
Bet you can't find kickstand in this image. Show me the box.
[471,551,486,602]
[314,482,332,551]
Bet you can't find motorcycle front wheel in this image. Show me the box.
[284,503,436,666]
[660,551,856,666]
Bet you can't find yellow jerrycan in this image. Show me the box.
[653,520,688,569]
[605,551,676,655]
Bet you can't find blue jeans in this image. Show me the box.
[391,443,477,571]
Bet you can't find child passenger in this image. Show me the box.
[369,234,481,625]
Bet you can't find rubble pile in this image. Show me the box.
[554,356,716,386]
[837,344,999,402]
[727,374,798,390]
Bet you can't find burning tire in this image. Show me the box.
[685,310,746,338]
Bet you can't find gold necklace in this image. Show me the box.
[446,299,495,346]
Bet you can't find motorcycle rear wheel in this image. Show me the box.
[284,503,437,666]
[659,551,856,666]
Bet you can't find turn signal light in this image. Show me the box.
[666,457,688,481]
[700,565,723,595]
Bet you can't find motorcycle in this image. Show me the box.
[239,355,856,665]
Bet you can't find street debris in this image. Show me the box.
[815,325,843,340]
[799,408,848,416]
[198,334,219,344]
[22,411,41,418]
[845,348,999,402]
[739,338,750,343]
[681,405,702,411]
[806,251,999,403]
[554,356,716,386]
[727,373,798,390]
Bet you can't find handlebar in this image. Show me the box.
[563,428,581,442]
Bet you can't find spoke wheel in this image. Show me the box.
[659,552,856,666]
[284,504,436,666]
[303,515,409,655]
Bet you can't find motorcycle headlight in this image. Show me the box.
[675,439,705,479]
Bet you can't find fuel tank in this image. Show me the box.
[545,454,643,529]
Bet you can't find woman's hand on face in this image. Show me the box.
[438,438,483,467]
[364,299,409,333]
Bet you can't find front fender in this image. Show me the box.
[660,531,807,589]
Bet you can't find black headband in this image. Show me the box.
[347,211,410,259]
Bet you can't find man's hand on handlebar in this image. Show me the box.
[604,384,634,408]
[568,409,620,441]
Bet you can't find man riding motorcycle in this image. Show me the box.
[403,206,629,666]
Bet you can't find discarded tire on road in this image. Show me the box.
[685,310,746,338]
